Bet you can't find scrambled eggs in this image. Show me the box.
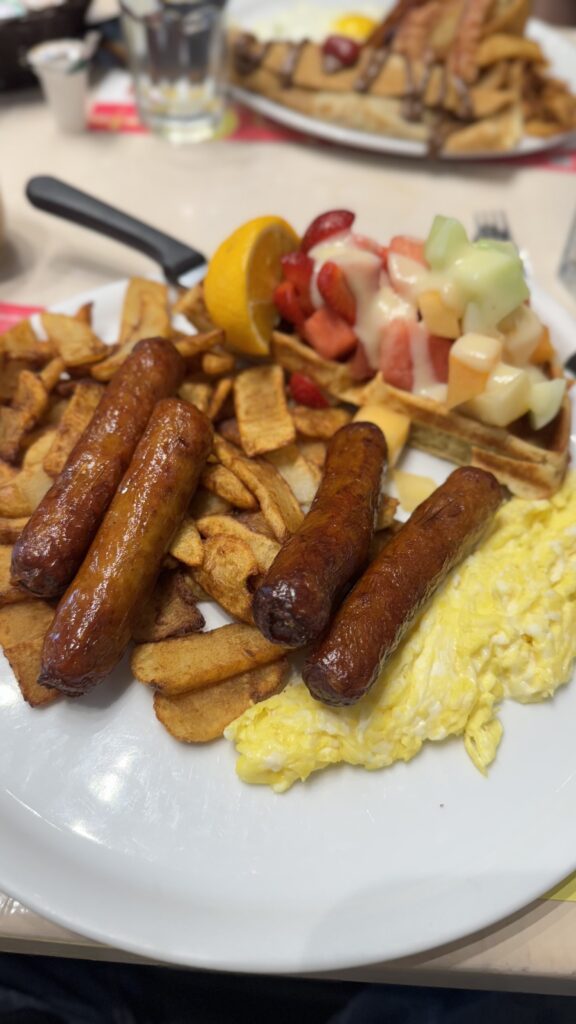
[226,473,576,793]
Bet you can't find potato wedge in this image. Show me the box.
[74,302,93,326]
[291,405,352,440]
[169,519,204,568]
[201,464,257,511]
[154,660,289,742]
[271,330,356,396]
[217,418,242,447]
[207,377,233,422]
[132,622,285,695]
[0,462,53,517]
[265,444,321,506]
[196,514,280,573]
[173,282,215,333]
[132,570,205,643]
[41,313,108,368]
[0,370,49,463]
[0,516,29,544]
[189,489,231,519]
[213,437,303,542]
[234,365,295,457]
[119,278,171,345]
[43,381,103,478]
[3,637,58,707]
[1,320,54,364]
[178,381,213,414]
[297,439,327,469]
[376,493,400,531]
[173,329,224,362]
[0,599,55,648]
[0,545,26,606]
[202,350,236,377]
[192,534,259,623]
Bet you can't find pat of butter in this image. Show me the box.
[393,470,437,513]
[353,404,410,466]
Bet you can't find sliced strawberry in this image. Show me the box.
[289,372,330,409]
[317,261,357,325]
[428,334,452,383]
[281,251,314,315]
[303,307,357,361]
[273,280,305,330]
[346,341,374,381]
[301,210,355,254]
[380,319,414,392]
[354,234,389,269]
[389,235,426,265]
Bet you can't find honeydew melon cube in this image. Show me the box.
[529,378,566,430]
[464,362,531,427]
[453,246,529,329]
[500,304,543,366]
[425,216,469,270]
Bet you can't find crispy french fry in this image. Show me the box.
[234,365,295,457]
[217,418,242,447]
[265,444,321,506]
[41,313,108,368]
[174,570,210,604]
[43,381,103,477]
[196,514,280,573]
[0,599,54,647]
[3,636,58,707]
[39,357,66,392]
[0,320,54,364]
[201,463,257,511]
[132,622,285,695]
[22,430,57,469]
[173,282,215,332]
[0,370,49,463]
[376,493,400,531]
[213,436,303,542]
[119,278,171,345]
[0,516,29,544]
[192,534,259,623]
[0,545,26,606]
[154,660,289,742]
[202,350,236,377]
[173,329,223,361]
[189,489,231,518]
[0,361,27,403]
[0,462,53,517]
[291,405,352,439]
[132,570,205,643]
[178,380,213,414]
[232,511,276,538]
[207,377,233,422]
[74,302,93,326]
[0,461,16,486]
[169,519,204,567]
[297,439,327,469]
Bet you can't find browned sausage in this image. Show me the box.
[303,467,504,706]
[39,399,213,696]
[11,337,184,599]
[252,422,387,647]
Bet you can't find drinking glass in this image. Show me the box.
[121,0,227,142]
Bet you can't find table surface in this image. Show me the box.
[2,72,576,991]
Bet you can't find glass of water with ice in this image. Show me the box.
[121,0,227,142]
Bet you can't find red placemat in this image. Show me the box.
[0,303,43,335]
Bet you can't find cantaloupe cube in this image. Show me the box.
[393,470,437,512]
[418,291,461,340]
[353,404,410,466]
[446,333,502,409]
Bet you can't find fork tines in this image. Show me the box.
[473,211,514,243]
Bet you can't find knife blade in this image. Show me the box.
[26,175,207,290]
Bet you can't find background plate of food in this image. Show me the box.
[226,0,576,158]
[0,207,576,972]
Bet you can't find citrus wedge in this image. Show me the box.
[203,216,299,357]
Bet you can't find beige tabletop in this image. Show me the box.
[1,79,576,990]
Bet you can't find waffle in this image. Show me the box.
[271,331,571,500]
[227,0,576,154]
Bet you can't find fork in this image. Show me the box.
[473,210,515,244]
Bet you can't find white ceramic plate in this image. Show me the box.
[226,0,576,161]
[0,279,575,973]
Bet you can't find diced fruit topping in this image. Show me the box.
[380,319,414,392]
[464,362,531,427]
[317,261,357,325]
[322,35,361,67]
[274,280,306,330]
[418,291,460,339]
[280,252,314,315]
[387,253,428,303]
[530,327,555,366]
[389,236,427,265]
[301,210,355,253]
[288,372,330,409]
[452,245,529,330]
[424,216,469,271]
[353,234,388,268]
[529,378,566,430]
[353,404,410,466]
[446,333,502,409]
[500,304,543,365]
[346,341,374,381]
[303,306,357,360]
[428,335,452,384]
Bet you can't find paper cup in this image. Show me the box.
[28,40,88,134]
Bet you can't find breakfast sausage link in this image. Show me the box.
[253,422,387,647]
[303,467,504,707]
[11,337,185,599]
[40,399,213,696]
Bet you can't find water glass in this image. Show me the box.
[121,0,227,142]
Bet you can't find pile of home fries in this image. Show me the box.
[0,277,397,741]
